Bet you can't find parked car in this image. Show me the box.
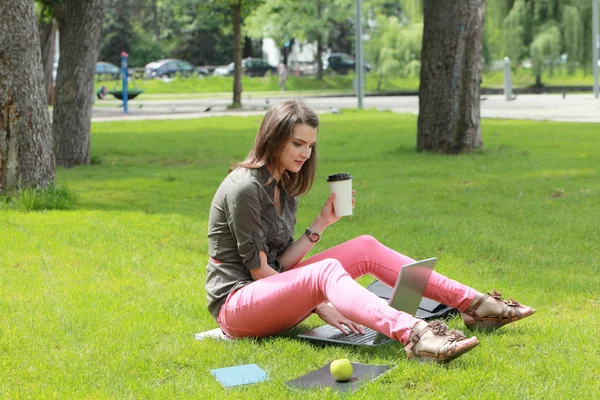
[53,61,123,81]
[144,59,195,78]
[212,58,277,77]
[244,58,277,77]
[325,53,371,75]
[96,62,121,80]
[196,66,209,76]
[212,63,234,76]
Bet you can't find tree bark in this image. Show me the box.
[316,36,324,80]
[417,0,485,154]
[38,16,56,106]
[232,0,242,108]
[281,38,294,66]
[316,0,324,80]
[243,36,252,58]
[53,0,104,167]
[0,0,55,193]
[152,0,160,41]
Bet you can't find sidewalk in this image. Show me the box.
[92,93,600,123]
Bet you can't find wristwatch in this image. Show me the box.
[305,228,321,243]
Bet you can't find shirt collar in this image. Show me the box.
[256,165,290,197]
[256,165,279,188]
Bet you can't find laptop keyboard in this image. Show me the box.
[330,327,378,344]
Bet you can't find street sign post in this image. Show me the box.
[121,52,129,113]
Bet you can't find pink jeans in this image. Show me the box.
[217,235,477,345]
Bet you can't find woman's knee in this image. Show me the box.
[313,258,345,278]
[318,257,343,270]
[351,235,381,253]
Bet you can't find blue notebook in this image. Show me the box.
[210,364,269,388]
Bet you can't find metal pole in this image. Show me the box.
[593,0,599,98]
[120,52,129,113]
[355,0,364,109]
[503,57,513,101]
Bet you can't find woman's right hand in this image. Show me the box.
[316,192,341,228]
[316,190,356,229]
[315,303,364,335]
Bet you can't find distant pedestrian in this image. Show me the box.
[96,85,107,100]
[277,63,288,91]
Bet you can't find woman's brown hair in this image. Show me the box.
[231,100,319,196]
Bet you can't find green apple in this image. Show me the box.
[330,358,353,382]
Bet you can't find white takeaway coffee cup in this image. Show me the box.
[327,173,353,217]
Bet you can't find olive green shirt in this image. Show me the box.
[205,166,298,321]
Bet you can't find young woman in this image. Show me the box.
[205,100,535,363]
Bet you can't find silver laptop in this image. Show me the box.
[297,258,436,347]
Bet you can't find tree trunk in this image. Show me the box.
[53,0,104,167]
[152,0,160,41]
[232,0,242,108]
[282,38,294,66]
[316,37,324,80]
[316,0,324,81]
[243,36,252,58]
[417,0,485,154]
[0,0,55,193]
[38,16,57,106]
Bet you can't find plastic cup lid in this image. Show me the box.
[327,173,352,182]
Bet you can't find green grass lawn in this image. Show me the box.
[1,112,599,398]
[95,68,599,98]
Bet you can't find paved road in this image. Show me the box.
[92,93,600,123]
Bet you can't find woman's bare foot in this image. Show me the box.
[462,290,536,331]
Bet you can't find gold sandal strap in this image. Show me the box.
[500,301,522,322]
[405,325,431,353]
[463,294,489,322]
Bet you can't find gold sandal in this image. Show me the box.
[463,290,536,332]
[405,321,479,363]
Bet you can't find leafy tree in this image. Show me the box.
[501,0,530,65]
[328,18,355,55]
[98,0,232,67]
[209,0,262,108]
[530,23,561,85]
[100,0,135,66]
[362,1,423,90]
[170,1,233,66]
[485,0,595,85]
[561,5,584,74]
[131,0,161,41]
[246,0,354,79]
[242,37,263,59]
[365,16,422,90]
[572,0,595,74]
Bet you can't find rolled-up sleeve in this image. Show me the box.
[223,181,266,270]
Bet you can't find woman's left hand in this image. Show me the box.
[317,190,356,228]
[315,303,364,335]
